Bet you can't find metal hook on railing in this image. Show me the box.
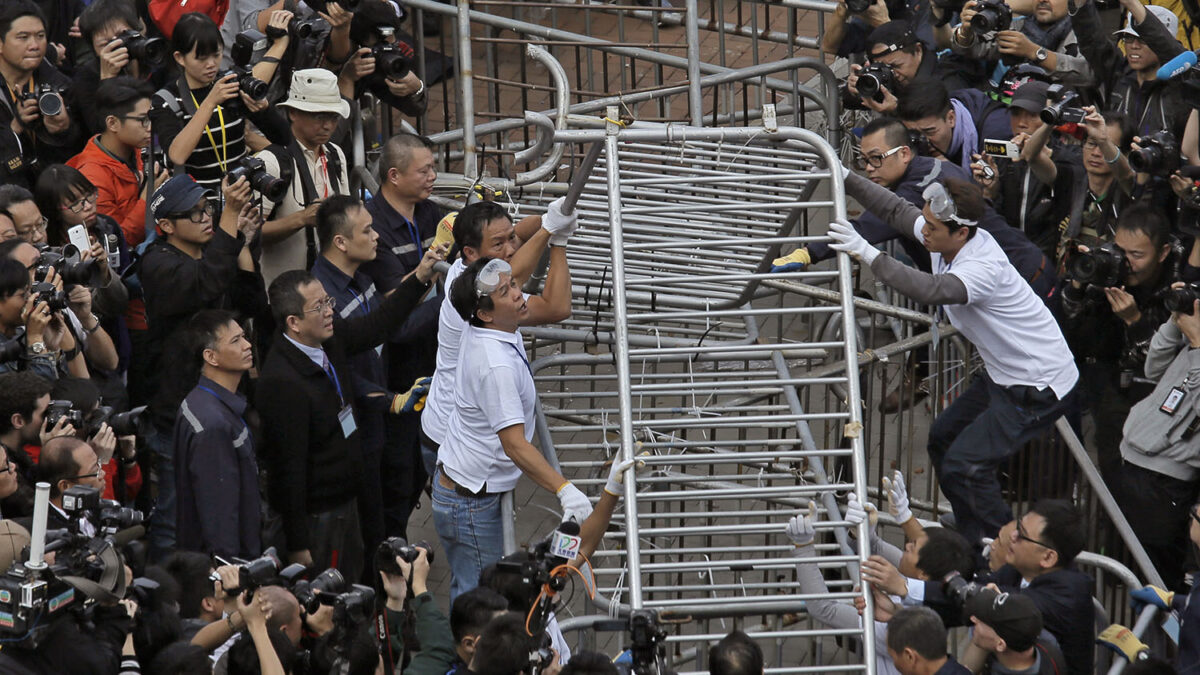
[514,44,569,185]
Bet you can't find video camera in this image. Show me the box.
[1129,130,1181,175]
[226,157,288,201]
[856,63,896,104]
[110,30,168,69]
[1067,242,1130,289]
[1040,84,1086,126]
[0,484,137,648]
[970,0,1013,33]
[35,244,102,287]
[223,30,271,101]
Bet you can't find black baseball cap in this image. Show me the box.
[1009,80,1051,114]
[150,175,215,221]
[965,588,1043,652]
[867,21,919,58]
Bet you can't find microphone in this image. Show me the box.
[1157,50,1198,80]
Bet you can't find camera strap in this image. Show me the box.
[284,139,343,269]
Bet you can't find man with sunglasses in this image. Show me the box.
[828,169,1078,553]
[140,173,266,558]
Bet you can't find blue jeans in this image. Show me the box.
[431,468,504,603]
[926,374,1079,546]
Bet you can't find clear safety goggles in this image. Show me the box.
[922,182,977,228]
[475,258,513,297]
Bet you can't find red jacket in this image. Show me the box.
[67,136,149,247]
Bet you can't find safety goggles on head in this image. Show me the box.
[922,182,977,228]
[475,258,513,297]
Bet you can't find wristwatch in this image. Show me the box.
[1034,47,1048,62]
[28,341,46,355]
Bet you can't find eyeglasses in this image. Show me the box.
[62,191,98,214]
[308,111,342,125]
[70,459,103,481]
[1082,138,1105,150]
[120,114,152,128]
[857,146,904,169]
[1119,35,1146,46]
[169,202,216,223]
[16,217,48,236]
[304,296,337,314]
[0,459,14,475]
[1015,519,1056,551]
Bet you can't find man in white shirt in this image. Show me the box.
[420,199,575,475]
[435,257,590,601]
[829,171,1078,546]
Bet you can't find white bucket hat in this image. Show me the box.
[278,68,351,118]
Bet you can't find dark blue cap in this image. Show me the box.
[150,175,215,221]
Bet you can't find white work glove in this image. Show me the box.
[882,471,913,525]
[542,197,578,244]
[827,218,880,265]
[845,494,878,538]
[603,453,648,497]
[556,482,593,523]
[786,500,817,547]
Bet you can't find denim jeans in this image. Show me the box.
[926,373,1079,546]
[431,468,504,603]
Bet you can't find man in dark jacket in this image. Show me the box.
[1073,0,1187,138]
[0,1,82,189]
[257,233,443,582]
[174,310,260,559]
[139,173,264,559]
[898,78,1013,174]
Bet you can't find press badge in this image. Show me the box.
[338,406,357,437]
[1161,387,1187,415]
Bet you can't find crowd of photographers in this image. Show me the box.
[768,0,1200,669]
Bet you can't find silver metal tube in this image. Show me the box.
[455,0,476,179]
[684,0,703,125]
[26,482,50,570]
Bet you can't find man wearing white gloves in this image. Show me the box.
[434,250,583,602]
[828,170,1078,548]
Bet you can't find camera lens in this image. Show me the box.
[38,92,63,117]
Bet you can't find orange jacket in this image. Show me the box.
[67,136,149,247]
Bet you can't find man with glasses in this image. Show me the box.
[257,243,444,581]
[140,173,265,559]
[827,169,1078,552]
[0,186,45,245]
[34,436,107,534]
[256,69,353,286]
[67,76,168,248]
[1072,0,1187,139]
[1110,299,1200,593]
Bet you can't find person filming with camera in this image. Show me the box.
[950,0,1092,86]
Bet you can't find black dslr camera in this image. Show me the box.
[61,485,144,537]
[847,0,872,13]
[857,63,897,103]
[970,0,1013,33]
[282,15,329,39]
[222,30,270,101]
[1067,242,1129,288]
[30,282,68,313]
[36,245,102,287]
[371,43,413,81]
[290,567,346,614]
[23,84,66,117]
[226,548,282,600]
[44,400,84,431]
[1040,84,1086,125]
[111,30,168,69]
[1162,282,1200,314]
[942,570,982,608]
[85,405,147,437]
[226,157,288,201]
[1129,130,1181,175]
[375,536,434,576]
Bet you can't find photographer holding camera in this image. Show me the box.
[340,1,426,120]
[844,23,941,114]
[822,0,930,59]
[950,0,1092,87]
[1073,0,1188,140]
[1060,206,1185,488]
[0,1,81,191]
[150,14,290,194]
